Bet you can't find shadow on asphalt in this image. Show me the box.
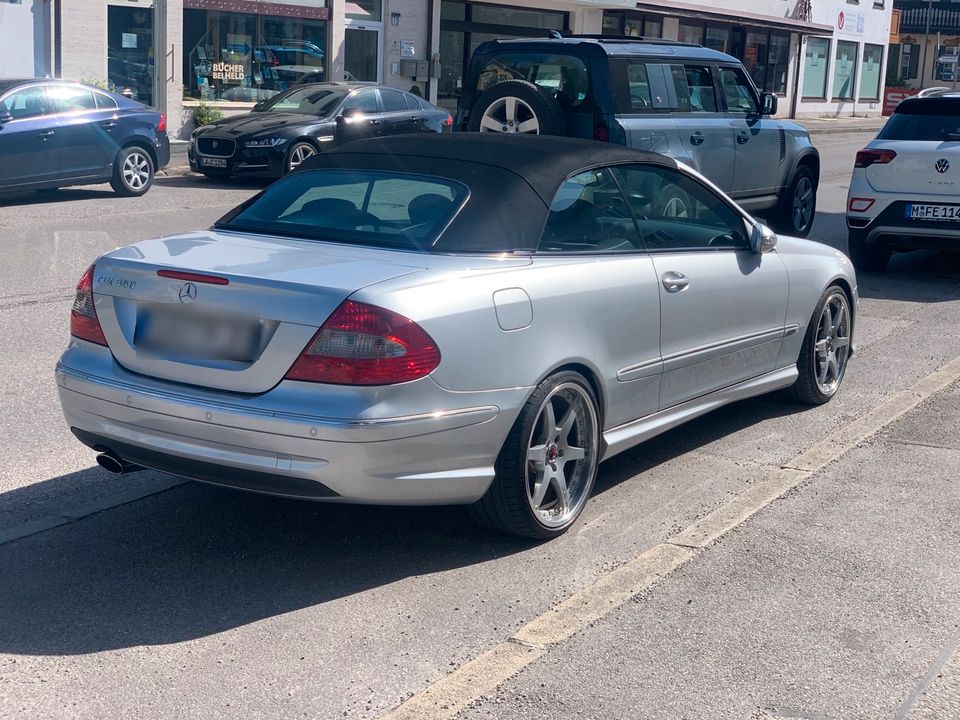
[154,174,272,192]
[0,391,806,657]
[0,187,118,207]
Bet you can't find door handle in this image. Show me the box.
[101,121,117,129]
[38,130,55,139]
[661,271,690,293]
[737,132,749,144]
[689,132,705,146]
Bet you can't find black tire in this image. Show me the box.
[110,146,154,197]
[847,230,891,272]
[467,80,566,136]
[469,371,601,540]
[656,184,692,218]
[784,285,852,405]
[284,141,318,174]
[773,165,817,237]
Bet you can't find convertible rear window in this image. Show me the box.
[215,170,467,250]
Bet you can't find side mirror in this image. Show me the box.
[761,92,778,116]
[252,101,265,111]
[750,223,778,253]
[0,111,12,126]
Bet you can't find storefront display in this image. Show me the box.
[108,5,155,105]
[803,37,830,98]
[860,43,883,100]
[833,39,858,100]
[183,3,328,103]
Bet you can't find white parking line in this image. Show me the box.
[380,354,960,720]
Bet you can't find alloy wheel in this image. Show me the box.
[288,143,317,172]
[813,291,851,396]
[479,97,540,134]
[792,176,814,232]
[525,382,599,528]
[122,151,151,190]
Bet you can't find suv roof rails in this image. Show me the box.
[917,86,956,98]
[493,33,701,48]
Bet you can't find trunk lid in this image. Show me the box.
[91,230,426,393]
[865,139,960,195]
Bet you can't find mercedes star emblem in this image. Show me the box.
[179,282,198,304]
[936,158,950,174]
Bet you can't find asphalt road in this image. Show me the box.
[1,132,959,720]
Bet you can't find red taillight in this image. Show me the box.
[854,148,896,168]
[444,114,453,128]
[594,125,609,142]
[157,269,229,285]
[71,265,107,346]
[285,300,440,385]
[848,197,876,212]
[156,112,166,133]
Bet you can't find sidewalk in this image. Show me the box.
[797,115,888,136]
[458,379,960,720]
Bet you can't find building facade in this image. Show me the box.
[2,0,892,138]
[890,0,960,94]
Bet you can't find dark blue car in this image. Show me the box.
[0,79,170,197]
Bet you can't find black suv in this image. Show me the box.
[455,35,820,236]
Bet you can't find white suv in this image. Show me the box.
[846,90,960,271]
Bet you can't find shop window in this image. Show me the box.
[743,32,768,90]
[183,8,327,104]
[900,43,919,81]
[704,27,729,54]
[766,33,790,94]
[678,23,703,45]
[802,37,830,99]
[472,4,564,29]
[860,44,883,101]
[833,40,858,100]
[108,5,154,106]
[644,20,662,38]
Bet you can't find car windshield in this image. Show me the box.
[879,102,960,141]
[257,87,348,116]
[215,170,468,251]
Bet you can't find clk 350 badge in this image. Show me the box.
[95,275,137,290]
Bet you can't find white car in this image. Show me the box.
[846,90,960,271]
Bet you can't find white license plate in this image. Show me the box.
[135,305,260,362]
[906,203,960,221]
[200,157,227,168]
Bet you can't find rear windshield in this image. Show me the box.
[477,53,590,108]
[880,102,960,141]
[215,170,468,251]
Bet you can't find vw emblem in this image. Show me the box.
[178,282,198,304]
[936,158,950,174]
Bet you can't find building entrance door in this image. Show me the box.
[344,25,381,82]
[107,1,156,106]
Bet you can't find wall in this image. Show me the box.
[0,0,52,77]
[383,0,431,93]
[59,1,108,83]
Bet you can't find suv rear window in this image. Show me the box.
[879,101,960,141]
[478,53,590,107]
[216,170,467,251]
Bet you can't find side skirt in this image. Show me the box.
[601,365,799,461]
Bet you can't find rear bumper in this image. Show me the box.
[846,183,960,251]
[56,344,526,505]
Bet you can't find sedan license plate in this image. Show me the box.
[135,305,260,362]
[906,203,960,221]
[200,157,227,168]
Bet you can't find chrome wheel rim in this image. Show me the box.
[662,195,689,218]
[288,144,316,171]
[525,383,599,529]
[122,151,150,190]
[792,176,814,232]
[479,97,540,134]
[813,292,851,396]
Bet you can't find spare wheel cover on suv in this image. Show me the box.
[468,79,566,136]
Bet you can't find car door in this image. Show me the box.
[672,64,736,192]
[718,65,781,198]
[611,164,788,410]
[0,84,59,188]
[46,84,114,179]
[335,88,384,145]
[378,88,420,136]
[533,167,662,427]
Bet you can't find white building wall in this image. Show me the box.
[0,0,52,77]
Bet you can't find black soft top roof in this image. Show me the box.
[312,134,674,201]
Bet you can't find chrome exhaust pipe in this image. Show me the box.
[96,451,142,475]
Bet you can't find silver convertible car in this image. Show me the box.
[57,135,857,539]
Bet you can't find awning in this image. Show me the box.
[635,0,833,34]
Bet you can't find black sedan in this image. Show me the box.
[0,78,169,197]
[189,83,452,180]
